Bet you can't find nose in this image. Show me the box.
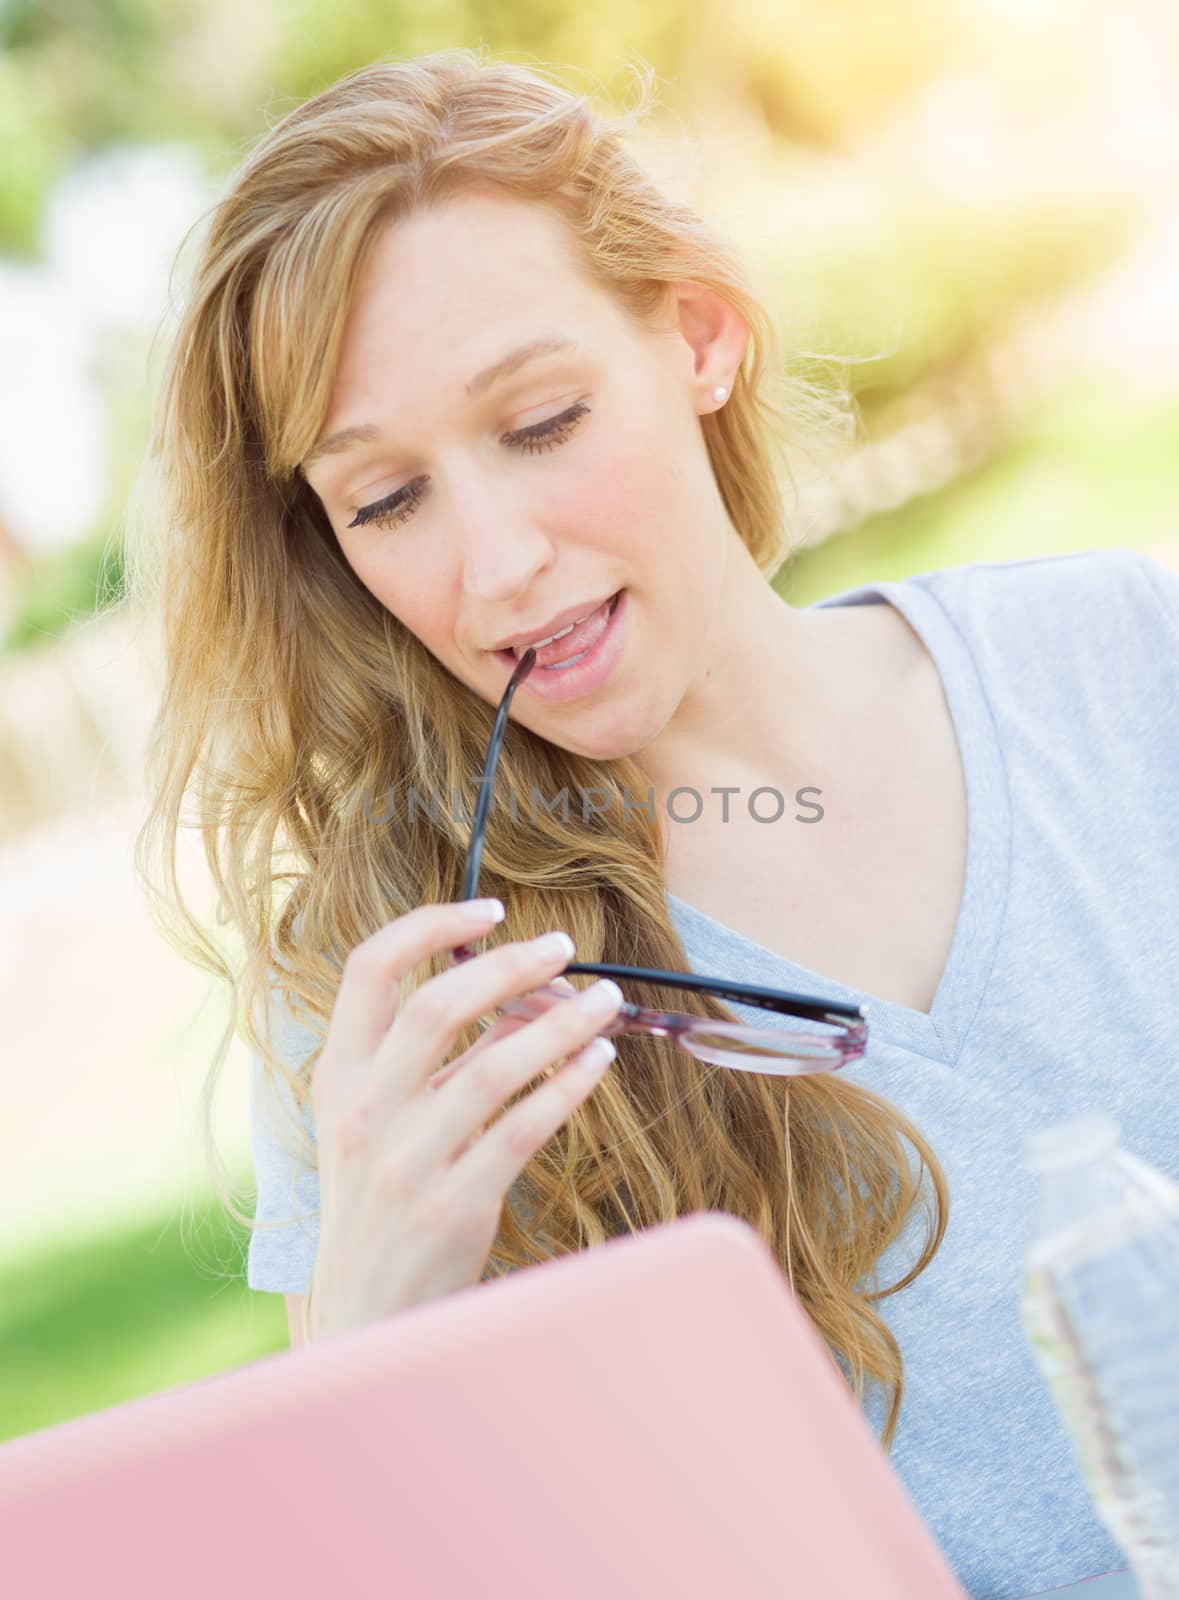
[456,485,556,605]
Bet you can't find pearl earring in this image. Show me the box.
[711,385,728,404]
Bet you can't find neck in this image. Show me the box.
[633,538,877,809]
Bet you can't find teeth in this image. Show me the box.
[513,604,599,655]
[529,620,578,649]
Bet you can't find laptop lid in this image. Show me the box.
[0,1212,967,1598]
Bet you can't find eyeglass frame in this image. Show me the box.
[448,645,869,1075]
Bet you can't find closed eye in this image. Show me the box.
[345,400,592,532]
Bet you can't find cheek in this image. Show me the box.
[338,538,452,642]
[337,539,393,612]
[543,428,684,560]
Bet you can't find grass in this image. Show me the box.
[0,1184,288,1445]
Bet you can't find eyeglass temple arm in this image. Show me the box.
[460,647,536,903]
[451,941,864,1028]
[555,962,867,1025]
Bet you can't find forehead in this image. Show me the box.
[339,190,600,361]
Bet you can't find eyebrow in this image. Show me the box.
[301,335,579,472]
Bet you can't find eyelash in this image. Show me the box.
[346,400,592,531]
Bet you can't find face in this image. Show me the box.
[301,187,748,761]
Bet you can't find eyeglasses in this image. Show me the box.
[449,646,869,1076]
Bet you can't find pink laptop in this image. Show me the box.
[0,1212,971,1597]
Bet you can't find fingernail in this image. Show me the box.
[582,1037,616,1069]
[580,978,624,1009]
[463,898,505,922]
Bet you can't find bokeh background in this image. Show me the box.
[2,0,1178,1444]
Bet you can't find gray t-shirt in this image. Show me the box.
[246,547,1179,1600]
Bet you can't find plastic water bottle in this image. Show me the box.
[1021,1113,1179,1597]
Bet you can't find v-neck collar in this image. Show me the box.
[666,575,1013,1065]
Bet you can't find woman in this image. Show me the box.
[126,47,1179,1599]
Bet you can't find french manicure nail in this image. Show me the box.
[463,898,505,922]
[581,979,624,1009]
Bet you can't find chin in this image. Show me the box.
[538,705,661,766]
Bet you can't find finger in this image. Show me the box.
[406,980,623,1172]
[426,1010,531,1094]
[370,930,580,1095]
[330,900,507,1061]
[426,975,576,1096]
[456,1030,617,1190]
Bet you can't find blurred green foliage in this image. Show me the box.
[729,0,961,145]
[3,526,125,657]
[779,380,1179,606]
[742,188,1135,422]
[0,0,1152,656]
[0,49,69,252]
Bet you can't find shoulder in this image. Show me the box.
[906,546,1179,692]
[913,543,1176,617]
[911,543,1170,614]
[1133,542,1179,644]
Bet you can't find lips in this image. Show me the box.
[506,592,620,669]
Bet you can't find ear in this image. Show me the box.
[665,281,749,407]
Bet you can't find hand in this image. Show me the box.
[306,902,623,1341]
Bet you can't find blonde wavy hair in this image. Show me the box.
[125,45,947,1448]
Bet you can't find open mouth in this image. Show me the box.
[495,590,623,672]
[489,588,628,703]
